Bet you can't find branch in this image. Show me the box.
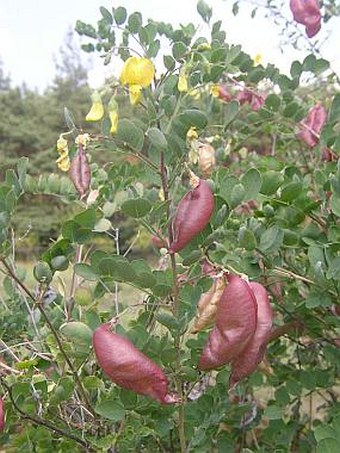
[0,258,95,417]
[0,376,94,452]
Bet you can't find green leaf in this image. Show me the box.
[94,218,112,232]
[117,119,144,151]
[60,321,93,347]
[130,260,156,288]
[197,0,213,23]
[329,94,340,124]
[241,168,262,201]
[265,94,281,112]
[230,183,245,208]
[95,401,125,421]
[290,60,303,79]
[223,100,240,128]
[263,405,283,420]
[172,42,187,60]
[98,256,136,283]
[316,438,339,453]
[121,198,152,218]
[128,12,142,33]
[281,182,302,202]
[260,170,284,195]
[148,127,168,151]
[163,55,175,70]
[331,194,340,217]
[113,6,127,25]
[313,58,330,76]
[74,263,100,281]
[100,6,113,24]
[238,227,257,251]
[259,226,283,253]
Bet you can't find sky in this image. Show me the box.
[0,0,340,91]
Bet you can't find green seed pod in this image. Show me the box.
[50,255,69,271]
[33,261,53,284]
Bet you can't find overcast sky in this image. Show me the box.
[0,0,339,91]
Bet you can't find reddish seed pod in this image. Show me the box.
[229,282,273,388]
[290,0,321,38]
[169,178,214,253]
[198,275,257,371]
[70,144,91,197]
[297,103,327,148]
[0,397,4,432]
[93,324,179,404]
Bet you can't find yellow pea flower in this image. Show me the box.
[120,56,155,88]
[56,155,70,172]
[178,68,188,92]
[253,53,262,66]
[188,88,200,100]
[86,91,104,122]
[56,136,68,152]
[186,127,198,141]
[210,85,220,98]
[108,95,119,134]
[129,85,142,105]
[109,111,119,135]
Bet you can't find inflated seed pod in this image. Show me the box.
[93,324,179,404]
[297,103,327,148]
[197,143,216,177]
[198,275,257,371]
[70,145,91,197]
[191,275,226,333]
[169,177,214,253]
[229,282,273,388]
[289,0,321,38]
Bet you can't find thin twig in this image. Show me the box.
[0,376,94,452]
[0,258,95,417]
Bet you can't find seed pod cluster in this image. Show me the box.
[197,275,273,387]
[169,178,214,253]
[93,324,179,404]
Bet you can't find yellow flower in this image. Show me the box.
[178,69,188,92]
[186,127,198,141]
[120,56,155,88]
[56,136,68,152]
[129,85,142,105]
[75,133,91,149]
[86,91,104,122]
[188,88,200,100]
[253,53,262,66]
[56,155,70,172]
[210,85,220,98]
[158,188,165,202]
[109,111,119,135]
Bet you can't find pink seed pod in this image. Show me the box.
[290,0,321,38]
[229,282,273,388]
[198,275,257,371]
[93,324,179,404]
[169,178,214,253]
[0,397,4,433]
[70,145,91,197]
[297,103,327,148]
